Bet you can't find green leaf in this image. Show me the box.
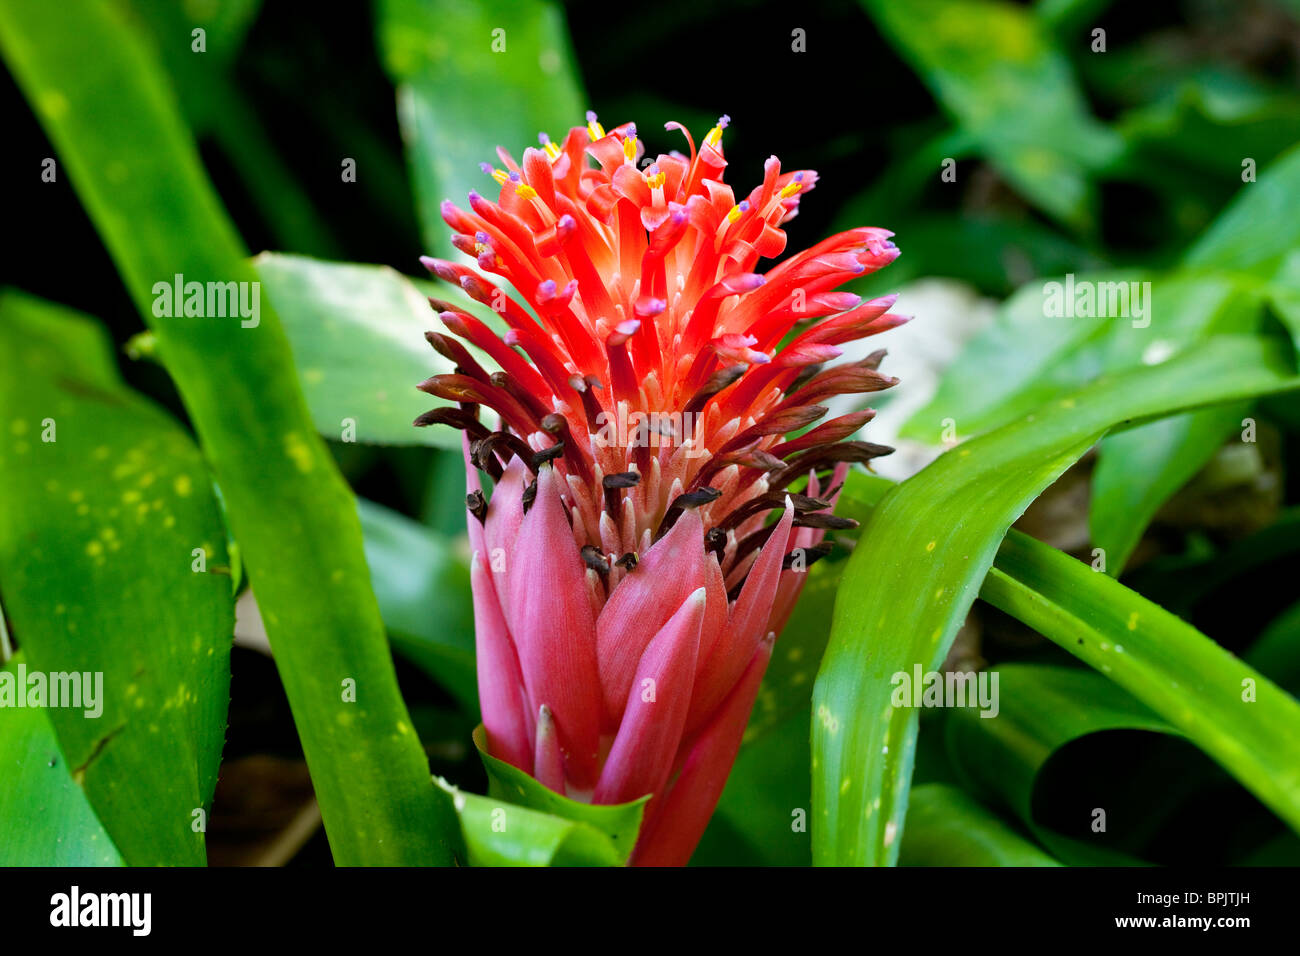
[1084,150,1300,569]
[0,656,124,867]
[0,290,233,865]
[1246,599,1300,697]
[256,253,460,448]
[984,533,1300,836]
[901,271,1248,442]
[0,0,461,865]
[898,783,1059,867]
[1089,403,1249,573]
[858,0,1120,230]
[434,776,624,866]
[123,0,343,259]
[376,0,586,256]
[812,335,1300,866]
[1183,142,1300,281]
[472,726,648,864]
[357,497,478,712]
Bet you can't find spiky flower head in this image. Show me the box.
[417,113,904,865]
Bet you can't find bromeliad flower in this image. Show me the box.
[416,113,905,866]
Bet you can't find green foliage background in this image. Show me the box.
[1,0,1298,866]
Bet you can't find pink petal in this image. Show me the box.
[470,551,533,773]
[593,587,706,805]
[504,466,603,790]
[688,500,793,730]
[631,633,775,866]
[533,705,566,794]
[595,509,723,726]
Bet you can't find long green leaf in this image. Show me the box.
[0,291,232,865]
[0,0,460,865]
[812,335,1300,865]
[984,533,1300,834]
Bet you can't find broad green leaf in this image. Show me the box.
[0,0,461,865]
[984,533,1300,835]
[0,291,232,865]
[377,0,586,256]
[858,0,1120,230]
[813,335,1300,866]
[944,665,1175,864]
[473,726,648,864]
[256,253,460,448]
[898,783,1059,867]
[357,497,477,712]
[434,776,623,866]
[0,656,124,867]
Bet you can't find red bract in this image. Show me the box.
[416,113,904,865]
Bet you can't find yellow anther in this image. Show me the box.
[623,135,637,161]
[515,182,538,200]
[645,171,666,189]
[543,140,562,161]
[727,204,744,223]
[490,168,510,185]
[704,125,724,148]
[588,119,606,140]
[779,182,803,199]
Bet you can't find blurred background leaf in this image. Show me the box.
[377,0,586,256]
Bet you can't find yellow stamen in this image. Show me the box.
[645,171,666,189]
[623,135,637,161]
[543,140,562,161]
[727,204,744,223]
[704,124,724,148]
[490,168,510,185]
[588,119,606,140]
[779,182,803,199]
[515,182,538,200]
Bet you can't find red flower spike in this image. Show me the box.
[416,114,903,863]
